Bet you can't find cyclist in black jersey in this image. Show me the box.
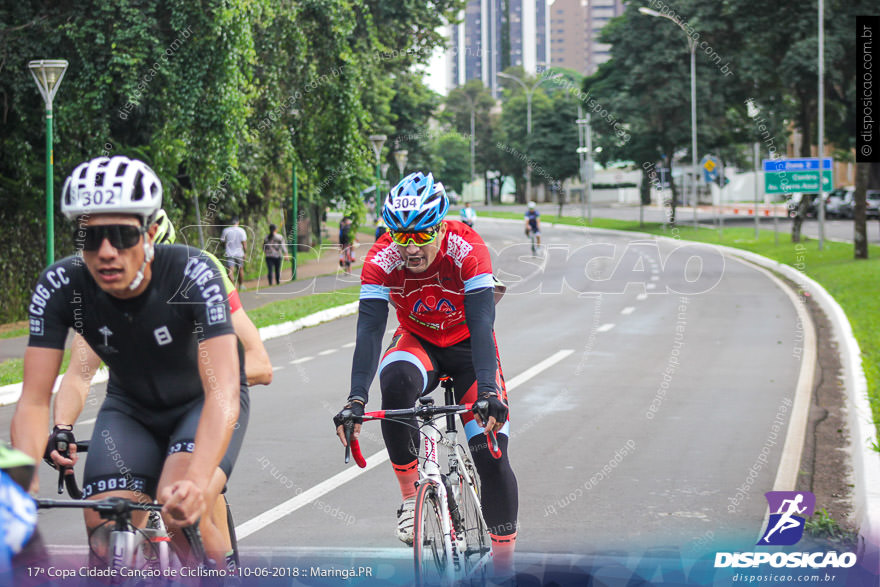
[10,156,248,566]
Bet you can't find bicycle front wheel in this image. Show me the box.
[413,482,452,586]
[457,457,491,582]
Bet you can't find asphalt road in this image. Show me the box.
[0,219,805,573]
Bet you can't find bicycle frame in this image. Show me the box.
[345,379,499,583]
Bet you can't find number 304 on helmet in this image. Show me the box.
[382,171,449,233]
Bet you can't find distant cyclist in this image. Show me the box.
[11,156,248,567]
[46,207,270,573]
[524,201,541,248]
[333,171,518,579]
[460,202,476,228]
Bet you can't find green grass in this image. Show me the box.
[484,210,880,443]
[239,285,361,329]
[0,325,28,340]
[0,349,74,387]
[805,508,858,546]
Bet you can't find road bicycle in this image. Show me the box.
[36,496,212,585]
[342,377,500,586]
[526,228,540,256]
[42,439,235,583]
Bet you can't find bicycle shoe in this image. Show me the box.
[396,497,416,546]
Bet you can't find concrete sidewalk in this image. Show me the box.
[0,229,376,363]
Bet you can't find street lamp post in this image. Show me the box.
[29,59,69,266]
[394,149,408,179]
[369,134,387,215]
[497,71,560,203]
[638,8,698,228]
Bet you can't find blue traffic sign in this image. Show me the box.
[762,158,832,172]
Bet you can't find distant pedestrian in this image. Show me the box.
[264,224,286,285]
[339,216,355,274]
[460,202,476,228]
[221,218,247,289]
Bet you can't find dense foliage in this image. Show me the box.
[0,0,462,321]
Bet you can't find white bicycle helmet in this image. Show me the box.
[61,156,162,225]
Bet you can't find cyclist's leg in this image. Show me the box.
[378,330,439,499]
[81,398,165,561]
[441,338,518,577]
[158,387,250,566]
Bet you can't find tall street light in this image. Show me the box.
[29,59,69,266]
[394,148,408,179]
[369,134,387,209]
[497,71,559,203]
[638,7,698,228]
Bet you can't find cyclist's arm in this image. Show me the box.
[205,251,272,385]
[11,347,64,492]
[190,334,240,489]
[349,298,389,404]
[55,333,101,427]
[231,309,272,385]
[463,287,497,399]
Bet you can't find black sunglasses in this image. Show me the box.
[75,225,144,251]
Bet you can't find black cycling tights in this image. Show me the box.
[380,359,518,538]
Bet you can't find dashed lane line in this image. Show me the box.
[235,349,575,540]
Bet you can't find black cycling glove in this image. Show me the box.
[43,425,75,469]
[332,399,365,430]
[472,393,508,427]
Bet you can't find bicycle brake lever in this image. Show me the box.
[57,467,65,495]
[486,430,502,460]
[343,421,353,464]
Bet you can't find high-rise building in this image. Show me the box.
[549,0,623,76]
[447,0,551,96]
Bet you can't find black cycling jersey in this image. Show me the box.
[27,245,245,409]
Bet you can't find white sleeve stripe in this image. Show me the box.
[360,284,391,301]
[464,273,494,292]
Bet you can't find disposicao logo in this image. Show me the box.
[714,491,857,570]
[758,491,815,546]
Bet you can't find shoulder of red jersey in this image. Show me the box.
[442,221,488,268]
[364,233,404,276]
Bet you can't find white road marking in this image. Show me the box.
[290,356,313,364]
[597,323,615,332]
[636,293,648,301]
[646,283,657,290]
[236,349,575,540]
[650,275,659,281]
[318,349,337,356]
[79,417,97,426]
[272,366,284,371]
[341,342,356,348]
[620,307,635,315]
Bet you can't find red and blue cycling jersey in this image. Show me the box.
[359,220,494,348]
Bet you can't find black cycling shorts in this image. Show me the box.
[82,387,250,499]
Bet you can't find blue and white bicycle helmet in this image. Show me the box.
[382,171,449,232]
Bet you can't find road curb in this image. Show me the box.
[482,216,878,570]
[712,245,880,574]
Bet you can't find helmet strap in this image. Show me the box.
[127,233,153,291]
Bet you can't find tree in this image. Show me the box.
[432,131,471,194]
[445,79,496,181]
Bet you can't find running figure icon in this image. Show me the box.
[758,491,815,546]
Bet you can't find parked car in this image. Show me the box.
[867,190,880,219]
[825,187,854,219]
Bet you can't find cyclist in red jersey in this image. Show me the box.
[334,171,518,579]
